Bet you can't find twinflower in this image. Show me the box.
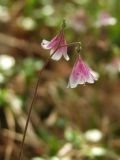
[41,28,69,61]
[67,56,98,88]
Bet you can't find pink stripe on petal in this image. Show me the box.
[67,65,80,88]
[68,57,98,88]
[47,29,64,49]
[41,28,69,61]
[47,35,60,48]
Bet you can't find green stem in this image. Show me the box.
[60,42,81,48]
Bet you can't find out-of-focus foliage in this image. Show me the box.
[0,0,120,160]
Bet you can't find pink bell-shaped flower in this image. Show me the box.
[41,28,69,61]
[67,56,98,88]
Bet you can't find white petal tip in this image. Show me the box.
[65,57,70,61]
[51,54,61,61]
[67,81,77,88]
[63,53,70,61]
[41,39,50,49]
[51,57,60,61]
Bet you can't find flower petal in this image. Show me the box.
[63,53,70,61]
[67,65,80,88]
[41,39,51,49]
[78,74,86,84]
[67,76,79,88]
[60,46,69,61]
[47,35,61,48]
[51,48,63,61]
[41,31,62,49]
[61,44,69,61]
[91,70,99,81]
[41,28,68,61]
[50,45,69,61]
[86,74,95,83]
[67,56,98,88]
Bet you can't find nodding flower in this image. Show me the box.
[67,56,98,88]
[41,28,69,61]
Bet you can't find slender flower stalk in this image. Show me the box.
[18,40,81,160]
[60,42,81,48]
[18,22,68,160]
[18,43,64,160]
[18,20,97,160]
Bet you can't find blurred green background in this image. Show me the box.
[0,0,120,160]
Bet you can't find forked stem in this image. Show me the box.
[18,41,81,160]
